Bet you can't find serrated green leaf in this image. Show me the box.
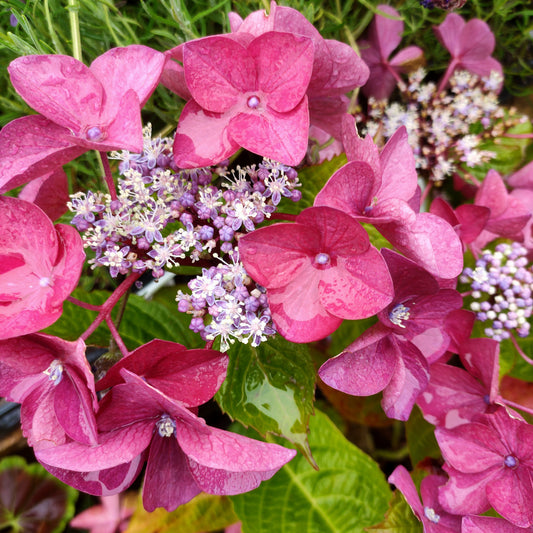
[231,409,392,533]
[277,154,348,215]
[405,406,441,467]
[366,489,422,532]
[0,456,78,533]
[119,293,203,349]
[126,493,238,533]
[216,335,315,461]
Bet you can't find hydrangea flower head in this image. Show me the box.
[0,196,85,339]
[173,31,314,168]
[238,206,394,342]
[0,334,97,448]
[0,46,165,193]
[437,407,533,528]
[38,370,296,512]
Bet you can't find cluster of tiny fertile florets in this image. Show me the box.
[68,125,301,349]
[364,69,528,184]
[461,242,533,341]
[175,250,275,352]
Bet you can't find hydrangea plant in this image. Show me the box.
[0,0,533,532]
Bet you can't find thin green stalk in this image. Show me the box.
[67,0,82,61]
[44,0,66,54]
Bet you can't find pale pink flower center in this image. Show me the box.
[43,360,64,386]
[156,414,176,437]
[86,126,104,142]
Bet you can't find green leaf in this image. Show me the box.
[119,293,203,349]
[367,489,423,532]
[0,456,77,533]
[126,493,238,533]
[216,335,316,462]
[277,154,348,214]
[500,336,533,382]
[230,409,392,533]
[405,406,441,467]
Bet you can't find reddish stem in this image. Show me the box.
[437,59,458,93]
[511,333,533,365]
[80,273,141,342]
[503,133,533,139]
[501,398,533,418]
[66,296,102,312]
[105,315,130,357]
[100,152,118,201]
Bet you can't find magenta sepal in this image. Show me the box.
[95,339,228,407]
[37,371,296,511]
[0,196,85,339]
[0,334,98,447]
[1,46,164,192]
[388,465,462,532]
[239,205,394,343]
[436,408,533,527]
[174,31,313,168]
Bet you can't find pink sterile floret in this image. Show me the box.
[417,338,502,429]
[319,249,463,420]
[227,1,369,141]
[358,5,424,100]
[173,31,314,168]
[0,45,165,193]
[238,205,394,343]
[315,116,463,279]
[470,169,531,255]
[95,339,228,407]
[0,196,85,339]
[37,370,296,512]
[434,13,503,92]
[436,407,533,528]
[388,465,461,532]
[0,334,98,449]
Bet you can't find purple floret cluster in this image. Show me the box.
[461,242,533,340]
[68,125,301,280]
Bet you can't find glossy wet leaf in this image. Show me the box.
[126,493,238,533]
[215,335,315,461]
[230,409,391,533]
[0,455,77,533]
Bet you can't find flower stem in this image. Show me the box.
[511,333,533,365]
[99,152,118,201]
[80,273,141,342]
[67,0,82,62]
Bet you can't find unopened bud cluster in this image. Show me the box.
[461,242,533,341]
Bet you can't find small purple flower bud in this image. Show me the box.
[247,95,260,109]
[219,225,234,242]
[190,317,205,333]
[180,212,193,225]
[504,454,518,468]
[86,126,104,142]
[220,242,234,254]
[291,190,302,202]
